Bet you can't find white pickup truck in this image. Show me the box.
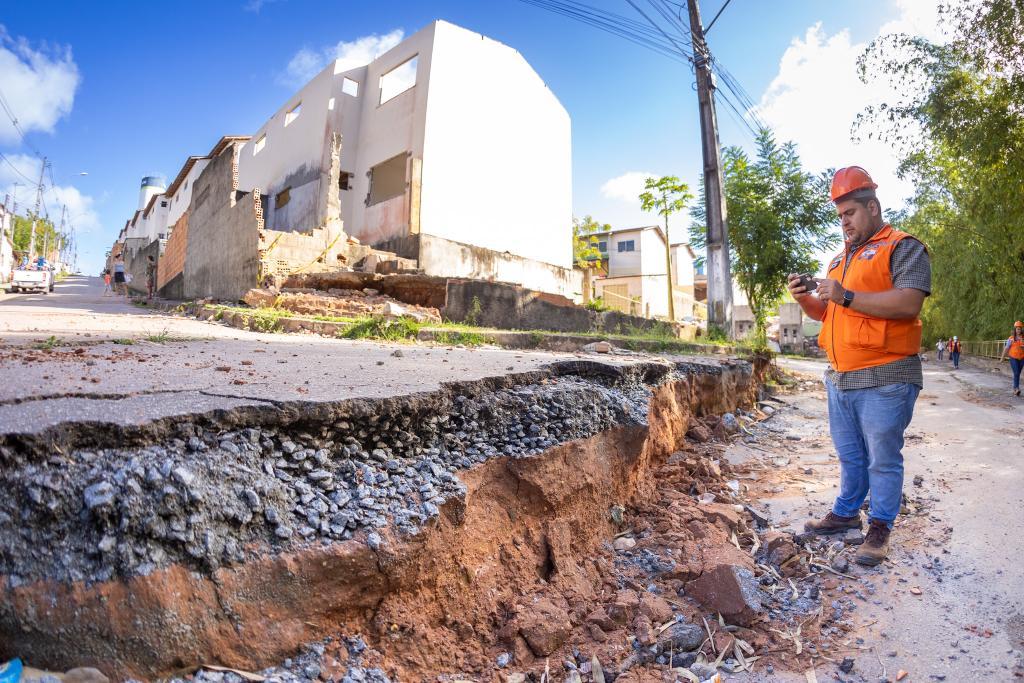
[11,266,54,294]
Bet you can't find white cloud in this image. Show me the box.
[1,153,100,237]
[278,29,405,87]
[753,1,946,209]
[0,26,80,145]
[600,171,657,203]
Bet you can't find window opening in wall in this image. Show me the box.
[339,172,352,191]
[342,77,359,97]
[160,200,168,207]
[379,56,418,105]
[327,97,336,111]
[275,187,291,208]
[598,241,608,252]
[285,102,302,126]
[617,240,635,252]
[253,134,266,155]
[367,154,407,205]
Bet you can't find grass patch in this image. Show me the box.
[112,338,135,345]
[432,330,494,346]
[145,330,193,344]
[340,316,421,342]
[34,335,61,350]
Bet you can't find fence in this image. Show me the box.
[599,288,642,316]
[961,339,1006,359]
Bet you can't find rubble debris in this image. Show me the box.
[686,565,766,626]
[241,288,441,325]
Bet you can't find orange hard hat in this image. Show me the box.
[831,166,878,202]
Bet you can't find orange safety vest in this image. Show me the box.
[819,225,924,373]
[949,340,961,353]
[1008,336,1024,360]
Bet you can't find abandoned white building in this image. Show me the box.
[235,19,576,296]
[589,225,703,320]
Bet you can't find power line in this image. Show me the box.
[0,85,44,160]
[518,0,693,63]
[704,0,732,34]
[0,150,38,184]
[618,0,692,57]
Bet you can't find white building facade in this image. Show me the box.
[235,20,575,295]
[591,226,702,320]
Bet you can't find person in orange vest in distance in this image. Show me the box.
[998,321,1024,397]
[787,166,931,567]
[948,336,962,369]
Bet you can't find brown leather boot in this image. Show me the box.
[854,519,891,566]
[804,511,862,535]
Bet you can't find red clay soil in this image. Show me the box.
[5,368,773,681]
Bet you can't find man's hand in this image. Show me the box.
[787,273,814,300]
[815,278,846,305]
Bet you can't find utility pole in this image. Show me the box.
[27,156,46,259]
[686,0,733,337]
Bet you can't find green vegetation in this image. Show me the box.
[463,296,484,326]
[339,316,421,342]
[10,215,62,259]
[640,176,693,323]
[573,215,611,305]
[690,129,838,351]
[112,338,135,345]
[145,330,191,344]
[858,1,1024,341]
[34,335,60,350]
[584,297,610,312]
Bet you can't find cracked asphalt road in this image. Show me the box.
[0,275,635,437]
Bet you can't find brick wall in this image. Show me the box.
[158,212,188,291]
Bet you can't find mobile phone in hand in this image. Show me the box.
[798,275,818,292]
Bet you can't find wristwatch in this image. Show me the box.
[842,289,855,308]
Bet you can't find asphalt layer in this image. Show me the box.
[0,276,652,437]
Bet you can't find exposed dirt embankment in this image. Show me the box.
[0,357,755,680]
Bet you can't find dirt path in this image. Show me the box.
[731,356,1024,682]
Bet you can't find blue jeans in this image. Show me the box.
[951,351,960,368]
[1010,358,1023,390]
[826,380,920,527]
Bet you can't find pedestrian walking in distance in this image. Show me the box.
[102,270,112,297]
[788,166,930,567]
[998,321,1024,397]
[112,255,127,297]
[145,255,157,301]
[935,338,945,361]
[949,336,962,369]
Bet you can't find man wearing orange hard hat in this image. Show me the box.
[787,166,931,566]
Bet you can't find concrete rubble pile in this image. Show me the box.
[242,287,442,325]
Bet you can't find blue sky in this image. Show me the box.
[0,0,941,274]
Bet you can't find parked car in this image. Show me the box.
[11,266,53,294]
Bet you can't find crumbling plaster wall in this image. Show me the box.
[419,233,581,300]
[184,142,262,301]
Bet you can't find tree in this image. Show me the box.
[639,176,692,322]
[689,128,838,349]
[573,215,610,303]
[856,0,1024,340]
[11,215,60,259]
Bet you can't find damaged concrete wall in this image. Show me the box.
[419,233,581,300]
[443,278,677,336]
[124,239,162,295]
[184,141,262,301]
